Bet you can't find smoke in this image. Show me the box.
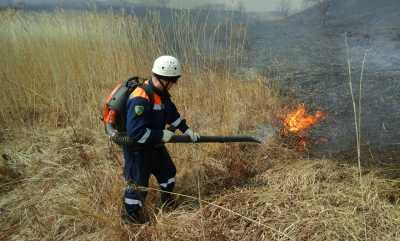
[169,0,304,12]
[0,0,305,12]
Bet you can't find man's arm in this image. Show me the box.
[165,98,189,133]
[165,98,199,142]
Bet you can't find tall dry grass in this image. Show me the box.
[0,9,399,241]
[0,9,251,130]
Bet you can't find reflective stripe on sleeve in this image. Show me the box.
[137,128,151,143]
[160,177,176,188]
[124,198,143,207]
[171,117,182,127]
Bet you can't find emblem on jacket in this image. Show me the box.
[134,105,144,116]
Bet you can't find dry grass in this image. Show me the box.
[1,128,399,241]
[0,9,399,241]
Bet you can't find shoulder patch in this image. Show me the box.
[134,105,145,116]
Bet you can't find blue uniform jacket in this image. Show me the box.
[125,79,189,145]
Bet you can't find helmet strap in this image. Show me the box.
[152,74,175,93]
[159,79,168,92]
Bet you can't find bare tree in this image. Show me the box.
[236,1,246,13]
[278,0,292,18]
[158,0,170,8]
[196,3,226,11]
[303,0,332,25]
[140,0,170,8]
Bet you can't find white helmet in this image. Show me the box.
[152,55,181,77]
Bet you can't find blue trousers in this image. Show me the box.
[122,145,176,215]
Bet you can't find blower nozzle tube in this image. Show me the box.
[105,123,261,146]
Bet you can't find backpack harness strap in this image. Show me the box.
[143,83,155,109]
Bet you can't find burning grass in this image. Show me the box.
[278,104,328,152]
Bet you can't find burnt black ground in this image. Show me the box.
[247,0,400,158]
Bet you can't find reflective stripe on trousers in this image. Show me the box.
[160,177,175,188]
[124,198,143,207]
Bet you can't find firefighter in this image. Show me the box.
[122,55,199,223]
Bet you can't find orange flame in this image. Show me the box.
[283,104,326,135]
[280,104,327,151]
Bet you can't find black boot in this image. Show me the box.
[121,209,147,224]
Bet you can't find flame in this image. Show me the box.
[280,104,327,151]
[283,104,326,135]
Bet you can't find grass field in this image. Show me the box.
[0,9,399,241]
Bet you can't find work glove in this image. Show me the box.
[184,128,200,142]
[162,130,175,142]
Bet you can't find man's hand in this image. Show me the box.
[162,130,175,142]
[184,128,200,142]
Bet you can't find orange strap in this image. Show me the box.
[130,86,161,104]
